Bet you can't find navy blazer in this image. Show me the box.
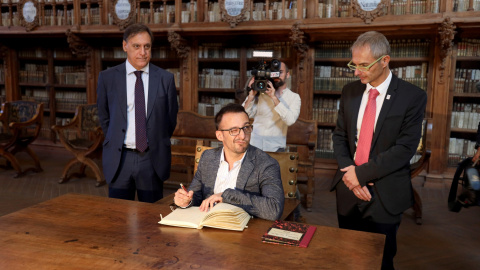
[332,74,427,216]
[188,145,285,221]
[97,62,178,183]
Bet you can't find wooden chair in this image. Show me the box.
[0,101,44,177]
[409,119,431,225]
[194,143,300,221]
[286,117,317,211]
[168,111,217,187]
[52,104,106,187]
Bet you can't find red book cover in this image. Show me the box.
[262,220,317,248]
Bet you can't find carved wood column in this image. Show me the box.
[66,30,95,103]
[428,18,456,179]
[168,31,192,111]
[0,44,19,101]
[290,22,311,119]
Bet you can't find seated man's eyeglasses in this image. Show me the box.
[220,124,253,136]
[347,55,386,72]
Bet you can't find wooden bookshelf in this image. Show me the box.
[0,0,479,179]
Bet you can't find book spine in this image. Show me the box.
[299,226,317,248]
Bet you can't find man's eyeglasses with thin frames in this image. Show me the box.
[347,55,386,72]
[219,125,253,136]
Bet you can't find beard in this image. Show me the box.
[273,78,285,89]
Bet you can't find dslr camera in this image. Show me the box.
[250,51,281,93]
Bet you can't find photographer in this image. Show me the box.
[242,62,301,152]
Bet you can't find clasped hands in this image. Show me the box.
[341,165,372,202]
[174,188,223,211]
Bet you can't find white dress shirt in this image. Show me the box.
[355,71,392,149]
[243,88,301,152]
[213,148,247,194]
[124,61,149,149]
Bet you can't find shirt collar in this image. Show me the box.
[126,60,149,75]
[366,71,392,97]
[220,147,247,166]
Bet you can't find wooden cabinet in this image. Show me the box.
[0,0,480,178]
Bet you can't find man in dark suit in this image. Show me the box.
[173,103,284,221]
[97,24,178,203]
[332,31,427,270]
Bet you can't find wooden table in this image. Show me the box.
[0,193,385,269]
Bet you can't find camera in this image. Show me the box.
[250,51,281,93]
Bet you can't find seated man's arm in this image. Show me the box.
[222,158,285,221]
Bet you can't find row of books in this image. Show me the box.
[455,68,480,80]
[41,9,74,27]
[313,97,340,123]
[392,63,428,79]
[80,8,101,25]
[453,79,480,94]
[198,69,240,89]
[101,47,177,59]
[315,40,430,58]
[54,66,86,85]
[457,39,480,57]
[314,66,355,78]
[19,70,48,84]
[137,7,176,25]
[198,45,240,59]
[315,128,334,158]
[197,98,236,116]
[451,103,480,128]
[246,42,292,59]
[448,137,476,166]
[453,0,480,12]
[56,98,87,112]
[166,68,180,88]
[313,77,357,91]
[390,0,440,15]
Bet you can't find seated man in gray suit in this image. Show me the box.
[173,103,284,221]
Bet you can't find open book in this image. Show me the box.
[158,203,251,231]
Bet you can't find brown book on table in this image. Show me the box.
[262,220,317,248]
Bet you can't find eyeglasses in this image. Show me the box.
[347,55,386,72]
[220,124,253,136]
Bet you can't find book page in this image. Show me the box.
[158,207,208,229]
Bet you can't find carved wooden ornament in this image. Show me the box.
[18,0,39,32]
[438,17,456,83]
[66,29,91,58]
[290,22,309,82]
[110,0,136,30]
[352,0,388,24]
[219,0,249,28]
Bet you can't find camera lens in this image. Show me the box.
[270,59,281,71]
[256,81,266,90]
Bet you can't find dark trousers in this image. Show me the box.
[336,182,400,270]
[109,148,163,203]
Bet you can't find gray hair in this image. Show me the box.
[351,31,390,58]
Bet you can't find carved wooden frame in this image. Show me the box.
[352,0,388,24]
[18,0,39,32]
[219,0,249,28]
[110,0,136,31]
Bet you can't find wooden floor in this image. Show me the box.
[1,145,479,270]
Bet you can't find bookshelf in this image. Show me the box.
[447,38,480,167]
[0,0,479,179]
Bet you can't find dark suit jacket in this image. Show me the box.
[97,62,178,184]
[332,74,427,216]
[188,145,285,221]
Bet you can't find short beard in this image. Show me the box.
[273,79,285,89]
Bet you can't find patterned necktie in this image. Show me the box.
[355,88,379,166]
[134,71,148,152]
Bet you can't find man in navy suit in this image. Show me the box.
[332,31,427,269]
[173,103,284,221]
[97,24,178,203]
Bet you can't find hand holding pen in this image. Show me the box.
[174,183,193,208]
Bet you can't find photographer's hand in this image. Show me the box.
[244,77,257,106]
[265,81,280,106]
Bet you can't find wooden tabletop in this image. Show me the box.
[0,193,385,269]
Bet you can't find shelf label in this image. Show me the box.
[225,0,244,16]
[22,1,37,23]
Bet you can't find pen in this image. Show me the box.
[180,183,188,192]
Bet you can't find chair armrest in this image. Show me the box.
[9,116,42,129]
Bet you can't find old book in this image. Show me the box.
[158,203,251,231]
[262,220,317,248]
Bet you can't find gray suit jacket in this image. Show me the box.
[189,145,284,221]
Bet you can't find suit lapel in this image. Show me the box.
[117,63,128,122]
[371,75,399,146]
[350,84,365,152]
[147,64,159,121]
[236,146,255,190]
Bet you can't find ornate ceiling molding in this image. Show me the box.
[352,0,388,24]
[66,29,92,57]
[438,17,456,83]
[289,22,309,83]
[168,31,191,81]
[110,0,136,31]
[18,0,39,32]
[219,0,249,28]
